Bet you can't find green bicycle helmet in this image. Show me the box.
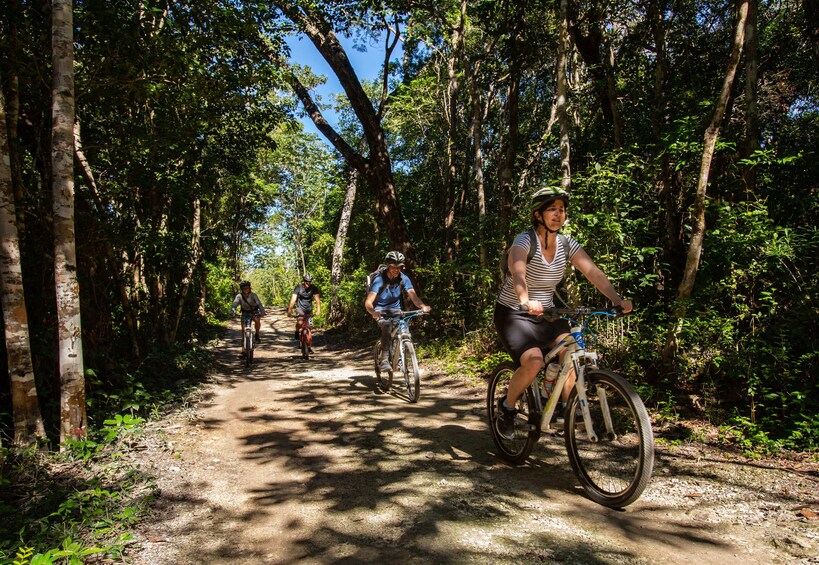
[531,186,570,212]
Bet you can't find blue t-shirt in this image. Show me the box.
[370,272,414,310]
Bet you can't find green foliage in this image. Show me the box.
[0,439,154,564]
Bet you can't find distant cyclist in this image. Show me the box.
[230,281,265,344]
[364,251,431,371]
[494,186,633,439]
[287,273,321,346]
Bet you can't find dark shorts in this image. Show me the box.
[242,308,262,320]
[493,302,570,366]
[295,307,313,318]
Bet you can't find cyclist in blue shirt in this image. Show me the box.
[364,251,431,371]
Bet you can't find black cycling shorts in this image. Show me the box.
[493,302,570,366]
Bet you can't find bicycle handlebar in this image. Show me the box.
[378,309,428,319]
[518,304,627,318]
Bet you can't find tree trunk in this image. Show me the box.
[648,0,685,296]
[662,0,750,363]
[0,71,46,447]
[604,33,623,148]
[73,120,141,357]
[443,0,467,261]
[557,0,572,188]
[329,167,357,326]
[568,5,621,146]
[170,197,202,343]
[273,1,416,264]
[5,2,26,238]
[51,0,87,445]
[498,4,525,241]
[468,74,488,269]
[741,0,759,195]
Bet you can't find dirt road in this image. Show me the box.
[131,309,819,564]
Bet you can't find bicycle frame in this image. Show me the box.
[530,310,618,442]
[298,314,313,335]
[384,311,424,370]
[242,313,254,358]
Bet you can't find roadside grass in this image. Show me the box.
[0,335,218,564]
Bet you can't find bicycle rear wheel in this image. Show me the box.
[301,329,309,360]
[245,331,253,367]
[564,369,654,508]
[373,340,392,391]
[401,341,420,403]
[486,361,540,464]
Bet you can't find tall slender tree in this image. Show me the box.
[51,0,86,444]
[0,72,46,447]
[271,1,416,263]
[663,0,751,363]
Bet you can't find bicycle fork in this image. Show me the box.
[532,350,602,442]
[389,325,407,372]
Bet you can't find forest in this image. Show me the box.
[1,0,817,461]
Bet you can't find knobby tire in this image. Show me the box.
[401,341,420,403]
[486,361,540,464]
[244,330,253,367]
[564,369,654,508]
[301,329,310,360]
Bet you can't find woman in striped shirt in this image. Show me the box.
[493,186,633,440]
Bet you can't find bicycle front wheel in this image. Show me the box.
[245,331,253,367]
[486,361,539,464]
[301,330,309,360]
[564,369,654,508]
[401,341,420,403]
[373,340,392,391]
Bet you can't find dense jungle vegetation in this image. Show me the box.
[1,0,817,542]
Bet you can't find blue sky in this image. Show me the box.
[285,32,401,140]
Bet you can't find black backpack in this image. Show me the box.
[365,265,405,296]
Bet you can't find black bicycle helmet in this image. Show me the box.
[384,251,405,266]
[239,280,251,289]
[531,186,570,212]
[302,273,313,283]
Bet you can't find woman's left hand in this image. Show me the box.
[618,299,633,314]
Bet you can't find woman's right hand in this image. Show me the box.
[522,299,544,316]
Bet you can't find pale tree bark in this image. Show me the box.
[73,120,141,357]
[470,82,488,269]
[52,0,87,445]
[557,0,572,188]
[328,167,358,325]
[170,198,202,343]
[0,72,46,447]
[662,0,750,363]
